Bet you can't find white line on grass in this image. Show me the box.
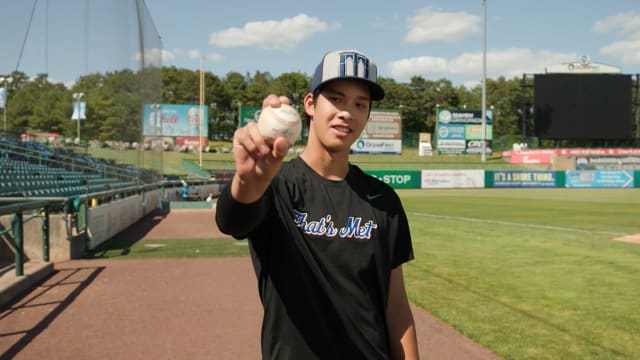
[407,212,626,236]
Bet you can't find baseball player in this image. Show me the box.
[216,49,419,359]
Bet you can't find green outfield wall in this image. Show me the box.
[365,170,639,189]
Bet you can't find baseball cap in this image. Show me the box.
[310,49,385,101]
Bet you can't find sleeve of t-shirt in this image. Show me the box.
[391,193,414,269]
[215,183,267,239]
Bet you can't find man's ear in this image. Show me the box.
[303,92,315,118]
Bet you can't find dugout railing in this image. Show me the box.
[0,200,51,277]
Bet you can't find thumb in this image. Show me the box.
[272,137,290,158]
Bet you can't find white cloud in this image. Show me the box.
[156,48,223,65]
[135,48,173,65]
[405,7,480,43]
[187,49,201,60]
[593,12,640,36]
[208,13,337,50]
[600,39,640,64]
[206,53,224,62]
[388,48,577,81]
[594,12,640,65]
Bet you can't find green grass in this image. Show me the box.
[400,188,640,360]
[88,237,249,259]
[87,146,529,176]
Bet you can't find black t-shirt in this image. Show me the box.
[216,157,414,359]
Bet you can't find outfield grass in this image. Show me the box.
[400,188,640,360]
[87,146,528,175]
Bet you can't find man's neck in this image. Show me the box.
[300,149,349,180]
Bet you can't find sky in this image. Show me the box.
[1,0,639,89]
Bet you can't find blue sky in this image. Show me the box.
[1,0,639,88]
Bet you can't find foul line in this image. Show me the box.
[407,212,626,236]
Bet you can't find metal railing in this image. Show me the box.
[0,200,51,276]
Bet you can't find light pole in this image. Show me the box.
[481,0,488,162]
[0,76,14,132]
[72,92,84,144]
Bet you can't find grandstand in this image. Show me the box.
[0,142,140,199]
[0,133,222,307]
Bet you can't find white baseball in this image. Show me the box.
[257,104,302,144]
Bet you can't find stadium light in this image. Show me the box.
[72,92,84,144]
[0,76,13,132]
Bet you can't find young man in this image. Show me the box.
[216,49,419,359]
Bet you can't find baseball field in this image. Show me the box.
[403,188,640,360]
[89,187,640,360]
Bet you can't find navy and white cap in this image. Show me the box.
[310,49,385,101]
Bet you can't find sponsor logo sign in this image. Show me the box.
[365,170,421,188]
[436,108,493,154]
[351,138,402,154]
[565,170,634,188]
[421,170,485,189]
[143,103,209,137]
[492,171,557,188]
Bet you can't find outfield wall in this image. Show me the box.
[365,170,640,189]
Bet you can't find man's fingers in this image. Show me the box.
[278,95,291,106]
[234,122,270,158]
[262,94,291,109]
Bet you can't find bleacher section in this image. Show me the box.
[0,136,147,198]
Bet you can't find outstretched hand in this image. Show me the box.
[230,94,292,203]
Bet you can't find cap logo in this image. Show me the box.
[339,52,371,80]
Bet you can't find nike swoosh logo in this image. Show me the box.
[367,193,383,200]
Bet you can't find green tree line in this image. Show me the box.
[1,67,637,148]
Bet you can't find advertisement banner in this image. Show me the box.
[418,132,433,156]
[143,103,208,137]
[365,170,421,189]
[175,137,205,147]
[575,156,640,170]
[509,152,554,164]
[436,139,466,154]
[565,170,634,188]
[437,109,493,125]
[435,108,493,154]
[361,110,402,139]
[351,139,402,154]
[437,124,466,139]
[503,148,640,165]
[492,170,557,188]
[352,109,403,154]
[71,101,86,120]
[238,106,262,128]
[421,170,485,189]
[0,87,5,109]
[465,140,492,154]
[465,124,494,140]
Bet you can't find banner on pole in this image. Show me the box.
[0,88,6,109]
[71,101,86,120]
